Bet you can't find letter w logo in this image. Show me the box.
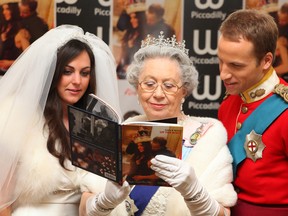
[193,30,218,55]
[192,75,222,100]
[195,0,224,9]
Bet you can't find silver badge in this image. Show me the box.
[244,130,266,162]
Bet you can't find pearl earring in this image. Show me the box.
[180,98,185,111]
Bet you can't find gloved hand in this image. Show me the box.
[150,155,220,215]
[86,180,130,216]
[98,180,130,209]
[150,155,198,199]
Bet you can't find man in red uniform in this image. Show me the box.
[218,9,288,215]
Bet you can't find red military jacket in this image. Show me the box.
[218,70,288,205]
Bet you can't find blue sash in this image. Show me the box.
[129,185,159,216]
[228,94,288,178]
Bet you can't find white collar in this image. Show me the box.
[240,68,279,103]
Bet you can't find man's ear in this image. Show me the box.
[262,52,273,70]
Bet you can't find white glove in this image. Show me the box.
[86,180,130,216]
[150,155,220,215]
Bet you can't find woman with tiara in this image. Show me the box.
[114,32,237,215]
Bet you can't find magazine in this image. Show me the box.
[68,94,183,186]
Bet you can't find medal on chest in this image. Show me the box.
[183,121,213,147]
[189,127,202,146]
[244,130,266,162]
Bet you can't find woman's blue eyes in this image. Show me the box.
[163,83,175,89]
[144,81,176,88]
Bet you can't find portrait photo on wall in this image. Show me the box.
[111,0,183,79]
[0,0,54,75]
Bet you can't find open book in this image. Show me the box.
[68,94,183,186]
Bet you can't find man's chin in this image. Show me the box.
[225,89,240,95]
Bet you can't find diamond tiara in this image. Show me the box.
[140,31,189,56]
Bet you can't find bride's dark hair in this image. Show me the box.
[44,39,96,169]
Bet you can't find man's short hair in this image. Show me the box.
[152,136,167,147]
[280,3,288,14]
[21,0,38,12]
[147,4,164,18]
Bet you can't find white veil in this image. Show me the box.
[0,25,121,210]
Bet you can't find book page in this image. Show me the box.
[68,105,121,183]
[86,93,122,123]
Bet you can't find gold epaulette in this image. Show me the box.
[273,84,288,102]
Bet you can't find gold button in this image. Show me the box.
[241,106,248,114]
[236,122,242,130]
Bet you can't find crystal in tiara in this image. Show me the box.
[141,31,189,56]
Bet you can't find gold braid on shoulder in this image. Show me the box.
[273,84,288,103]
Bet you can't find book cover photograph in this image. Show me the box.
[68,94,183,186]
[121,124,182,186]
